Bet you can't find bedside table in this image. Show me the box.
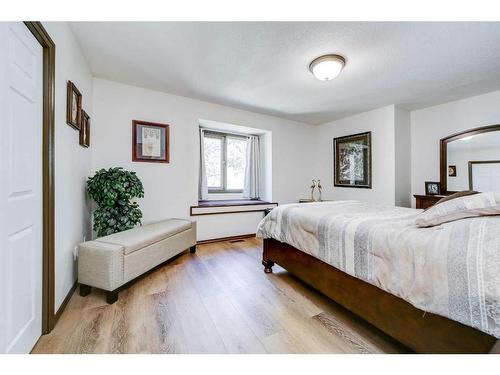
[413,195,445,209]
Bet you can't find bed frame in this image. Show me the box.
[262,238,499,354]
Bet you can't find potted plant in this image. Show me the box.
[86,167,145,237]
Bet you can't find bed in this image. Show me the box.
[256,200,500,353]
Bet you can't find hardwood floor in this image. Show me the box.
[33,238,410,354]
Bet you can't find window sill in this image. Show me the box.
[190,199,278,216]
[206,192,244,201]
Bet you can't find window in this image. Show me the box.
[203,131,247,193]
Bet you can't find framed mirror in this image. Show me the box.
[440,124,500,193]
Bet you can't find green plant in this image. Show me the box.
[86,167,145,237]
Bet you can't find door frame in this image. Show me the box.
[23,21,55,334]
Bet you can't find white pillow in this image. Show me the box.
[415,192,500,227]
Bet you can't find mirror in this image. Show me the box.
[441,125,500,193]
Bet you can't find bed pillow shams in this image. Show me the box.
[415,191,500,227]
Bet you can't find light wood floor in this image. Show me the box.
[33,237,410,354]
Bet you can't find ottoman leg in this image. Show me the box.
[190,245,197,254]
[106,290,119,304]
[80,284,91,297]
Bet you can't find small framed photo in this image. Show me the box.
[132,120,170,163]
[448,165,457,177]
[66,81,82,130]
[79,110,90,148]
[425,181,441,195]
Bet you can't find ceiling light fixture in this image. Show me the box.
[460,136,473,141]
[309,54,346,81]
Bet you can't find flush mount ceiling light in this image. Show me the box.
[309,54,346,81]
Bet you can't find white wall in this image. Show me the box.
[43,22,93,310]
[394,107,411,207]
[91,79,315,241]
[410,90,500,205]
[196,212,265,240]
[295,91,500,209]
[313,105,398,205]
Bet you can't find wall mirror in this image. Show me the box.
[440,124,500,193]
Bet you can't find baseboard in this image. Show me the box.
[197,233,256,245]
[53,280,78,325]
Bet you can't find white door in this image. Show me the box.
[0,22,43,354]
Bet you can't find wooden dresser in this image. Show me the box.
[413,194,446,209]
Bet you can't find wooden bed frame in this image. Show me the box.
[262,238,499,354]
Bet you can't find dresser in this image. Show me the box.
[413,194,445,209]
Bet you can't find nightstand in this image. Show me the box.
[413,195,445,209]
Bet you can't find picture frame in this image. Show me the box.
[425,181,441,195]
[468,160,500,191]
[79,110,90,148]
[448,165,457,177]
[132,120,170,163]
[66,80,82,130]
[334,131,372,188]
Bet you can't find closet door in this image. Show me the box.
[0,22,43,354]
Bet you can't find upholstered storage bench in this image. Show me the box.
[78,219,197,303]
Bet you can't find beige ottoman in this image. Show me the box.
[78,219,197,303]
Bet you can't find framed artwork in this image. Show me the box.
[132,120,170,163]
[66,81,82,130]
[79,110,90,148]
[334,131,372,188]
[425,181,441,195]
[468,160,500,191]
[448,165,457,177]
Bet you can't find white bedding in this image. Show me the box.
[256,200,500,338]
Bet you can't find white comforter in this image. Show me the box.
[257,200,500,338]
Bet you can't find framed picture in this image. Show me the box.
[132,120,170,163]
[425,181,441,195]
[79,110,90,148]
[448,165,457,177]
[334,131,372,188]
[66,81,82,130]
[468,160,500,191]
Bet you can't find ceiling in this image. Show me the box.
[448,131,500,151]
[69,22,500,125]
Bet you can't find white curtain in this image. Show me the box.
[198,128,209,200]
[243,135,260,199]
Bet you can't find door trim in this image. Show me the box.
[23,21,55,334]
